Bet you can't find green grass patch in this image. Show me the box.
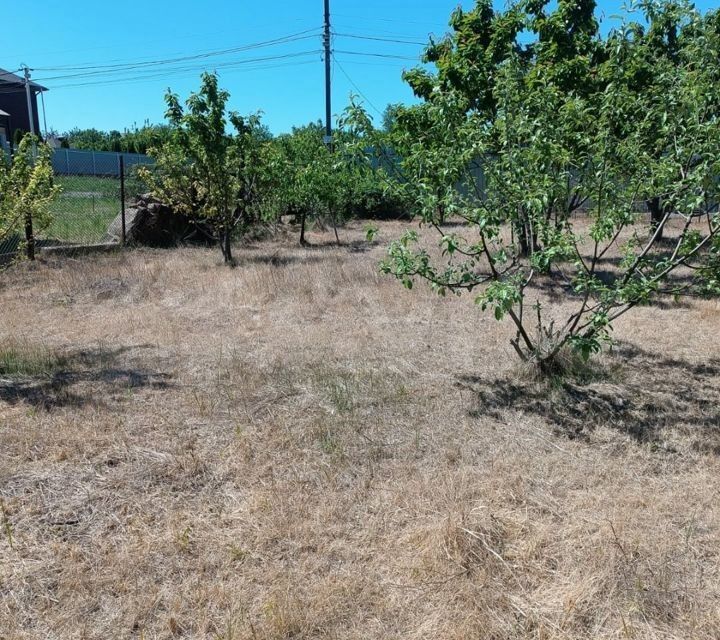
[42,174,148,244]
[54,175,121,199]
[46,193,119,243]
[0,343,66,377]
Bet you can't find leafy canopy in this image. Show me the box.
[142,72,274,264]
[271,120,400,244]
[347,0,720,371]
[0,137,60,255]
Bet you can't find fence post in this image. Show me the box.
[119,155,126,245]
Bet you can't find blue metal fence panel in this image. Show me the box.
[52,148,154,176]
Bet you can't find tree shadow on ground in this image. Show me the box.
[457,342,720,451]
[236,252,328,267]
[0,345,173,410]
[242,236,377,255]
[300,239,377,253]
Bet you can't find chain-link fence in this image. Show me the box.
[0,150,152,262]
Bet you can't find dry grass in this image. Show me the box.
[1,220,719,639]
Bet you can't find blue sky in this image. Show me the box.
[5,0,718,136]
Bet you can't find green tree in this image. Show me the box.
[347,0,720,373]
[141,72,272,264]
[63,124,174,154]
[604,0,720,239]
[274,121,392,245]
[274,122,328,244]
[63,127,109,150]
[0,136,61,260]
[400,0,603,256]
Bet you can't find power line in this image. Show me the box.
[46,60,320,92]
[0,52,322,95]
[19,27,424,89]
[333,32,428,46]
[333,22,440,41]
[333,58,413,67]
[0,45,422,98]
[40,52,324,90]
[333,55,383,116]
[37,29,319,73]
[334,50,420,61]
[35,48,322,85]
[0,17,436,130]
[33,29,322,78]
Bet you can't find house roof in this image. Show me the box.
[0,68,47,92]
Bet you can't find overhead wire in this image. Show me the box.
[333,32,428,46]
[332,54,410,185]
[333,50,420,61]
[333,23,440,41]
[332,54,383,116]
[34,29,322,78]
[43,52,323,90]
[18,54,420,95]
[30,28,425,83]
[47,61,321,92]
[332,58,414,67]
[0,24,432,103]
[0,48,323,95]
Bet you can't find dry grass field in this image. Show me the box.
[1,220,719,639]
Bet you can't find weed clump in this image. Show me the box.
[516,345,616,388]
[0,342,65,377]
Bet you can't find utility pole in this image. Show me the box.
[323,0,332,146]
[323,0,341,244]
[22,66,37,138]
[22,65,37,260]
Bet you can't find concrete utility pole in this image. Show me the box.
[21,65,37,260]
[323,0,340,242]
[323,0,332,146]
[22,66,37,138]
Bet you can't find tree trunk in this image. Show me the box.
[24,210,35,261]
[331,209,340,246]
[514,218,536,258]
[221,227,233,265]
[299,210,308,246]
[647,197,665,240]
[518,226,530,257]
